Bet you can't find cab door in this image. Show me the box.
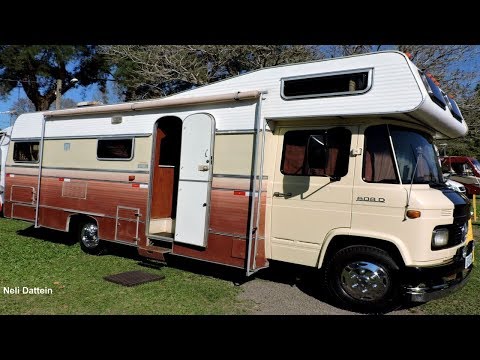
[269,125,358,266]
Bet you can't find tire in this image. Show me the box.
[323,245,400,313]
[77,220,105,255]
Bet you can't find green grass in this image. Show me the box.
[0,218,251,315]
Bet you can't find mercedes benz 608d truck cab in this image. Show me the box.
[3,51,473,313]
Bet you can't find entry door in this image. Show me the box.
[270,126,357,264]
[174,113,215,247]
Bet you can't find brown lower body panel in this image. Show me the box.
[4,171,268,269]
[172,185,268,269]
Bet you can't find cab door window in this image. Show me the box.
[281,127,351,178]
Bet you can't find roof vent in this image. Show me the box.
[77,101,103,107]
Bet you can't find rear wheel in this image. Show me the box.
[78,220,105,255]
[324,245,400,313]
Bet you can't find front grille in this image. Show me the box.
[447,222,467,247]
[435,187,470,250]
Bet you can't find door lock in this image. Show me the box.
[198,165,209,171]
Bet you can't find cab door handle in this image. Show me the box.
[273,192,292,198]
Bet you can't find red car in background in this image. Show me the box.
[441,156,480,196]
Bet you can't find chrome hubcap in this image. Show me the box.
[340,261,390,301]
[81,224,99,248]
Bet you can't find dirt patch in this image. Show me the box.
[237,262,424,315]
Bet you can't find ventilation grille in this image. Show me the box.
[62,181,87,199]
[441,209,453,217]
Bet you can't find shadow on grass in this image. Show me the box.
[15,226,423,314]
[17,225,76,245]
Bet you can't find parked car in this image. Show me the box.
[445,177,467,194]
[441,156,480,196]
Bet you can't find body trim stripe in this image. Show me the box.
[213,174,268,179]
[11,133,152,141]
[7,172,149,185]
[7,165,150,174]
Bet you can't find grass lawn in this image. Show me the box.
[0,218,251,315]
[418,196,480,315]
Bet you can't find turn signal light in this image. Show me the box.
[406,210,421,219]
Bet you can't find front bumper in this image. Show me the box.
[404,241,474,302]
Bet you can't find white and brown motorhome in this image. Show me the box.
[3,51,474,312]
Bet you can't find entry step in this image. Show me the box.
[138,246,171,262]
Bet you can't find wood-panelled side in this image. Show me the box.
[173,233,245,268]
[173,178,267,269]
[39,207,70,231]
[4,171,149,245]
[151,167,175,218]
[39,177,148,219]
[11,185,36,203]
[11,204,36,221]
[209,188,266,237]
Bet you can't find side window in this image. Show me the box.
[450,162,464,175]
[13,141,40,162]
[363,125,399,183]
[97,138,133,160]
[281,127,351,177]
[441,161,451,173]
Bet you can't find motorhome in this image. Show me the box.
[3,51,474,312]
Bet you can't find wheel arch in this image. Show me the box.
[318,230,409,269]
[67,213,99,234]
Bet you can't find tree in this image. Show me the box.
[9,97,78,123]
[0,46,110,111]
[10,97,35,115]
[394,46,479,157]
[325,45,480,158]
[99,45,319,100]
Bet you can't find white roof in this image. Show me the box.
[10,51,468,139]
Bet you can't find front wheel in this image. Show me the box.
[323,245,400,313]
[78,221,105,255]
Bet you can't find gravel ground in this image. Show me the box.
[237,263,424,315]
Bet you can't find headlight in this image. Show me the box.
[432,228,449,248]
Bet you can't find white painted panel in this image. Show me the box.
[174,113,215,247]
[11,112,45,140]
[179,114,214,181]
[174,181,209,246]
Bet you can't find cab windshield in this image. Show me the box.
[389,126,443,184]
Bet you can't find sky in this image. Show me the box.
[1,47,479,130]
[0,82,121,129]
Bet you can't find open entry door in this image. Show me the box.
[174,113,215,247]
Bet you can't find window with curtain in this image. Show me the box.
[13,141,40,162]
[363,125,398,183]
[281,127,351,178]
[97,138,133,160]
